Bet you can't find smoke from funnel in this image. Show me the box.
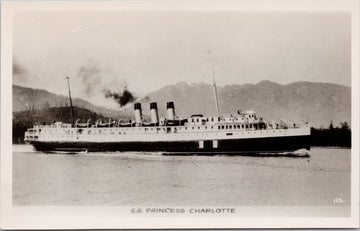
[78,60,102,95]
[75,59,135,109]
[103,88,136,107]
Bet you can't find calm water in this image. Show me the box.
[13,145,350,207]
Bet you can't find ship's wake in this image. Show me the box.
[163,149,310,158]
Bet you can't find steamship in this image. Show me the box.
[24,78,311,155]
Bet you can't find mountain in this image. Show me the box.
[12,85,131,119]
[136,81,350,128]
[13,81,351,128]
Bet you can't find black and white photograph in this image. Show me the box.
[1,0,359,229]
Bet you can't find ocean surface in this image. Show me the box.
[13,145,351,207]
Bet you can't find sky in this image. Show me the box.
[13,10,351,108]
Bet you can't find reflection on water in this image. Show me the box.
[13,145,350,207]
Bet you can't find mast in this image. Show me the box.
[65,76,75,126]
[212,68,220,116]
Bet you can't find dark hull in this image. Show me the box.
[30,135,310,154]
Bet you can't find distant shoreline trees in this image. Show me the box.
[311,121,351,148]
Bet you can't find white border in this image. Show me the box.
[1,0,359,229]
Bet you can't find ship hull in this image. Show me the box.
[29,135,310,154]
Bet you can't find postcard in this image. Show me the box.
[1,0,359,229]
